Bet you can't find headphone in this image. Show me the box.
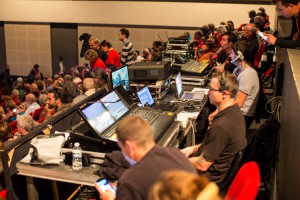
[219,72,229,91]
[53,88,66,103]
[231,50,244,63]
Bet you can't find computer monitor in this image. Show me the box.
[100,91,129,120]
[175,72,183,97]
[136,86,155,107]
[80,101,115,137]
[111,66,130,91]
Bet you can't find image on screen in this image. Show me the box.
[175,72,183,97]
[101,91,129,120]
[81,101,115,134]
[111,66,130,91]
[137,86,154,107]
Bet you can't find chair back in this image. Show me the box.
[219,150,244,191]
[224,162,261,200]
[32,107,44,121]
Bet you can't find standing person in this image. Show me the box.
[84,49,106,71]
[181,72,247,185]
[96,116,197,200]
[0,65,11,86]
[28,64,40,83]
[100,40,121,68]
[118,28,135,66]
[58,56,65,75]
[266,0,300,48]
[89,37,107,63]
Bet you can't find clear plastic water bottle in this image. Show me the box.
[72,142,82,172]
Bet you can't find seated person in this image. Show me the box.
[231,41,260,128]
[211,41,259,129]
[198,40,214,62]
[40,88,69,120]
[96,116,197,200]
[214,32,238,73]
[181,72,247,185]
[241,23,259,63]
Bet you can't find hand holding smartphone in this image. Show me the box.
[96,178,116,194]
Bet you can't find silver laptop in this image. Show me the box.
[175,72,205,101]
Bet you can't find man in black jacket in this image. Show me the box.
[266,0,300,48]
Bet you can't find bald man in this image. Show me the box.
[72,78,96,105]
[242,23,259,63]
[24,93,41,115]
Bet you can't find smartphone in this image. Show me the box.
[257,31,268,40]
[96,178,116,193]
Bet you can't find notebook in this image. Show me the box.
[175,72,205,101]
[136,86,155,107]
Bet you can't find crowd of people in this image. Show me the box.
[0,0,300,199]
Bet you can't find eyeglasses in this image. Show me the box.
[208,86,221,92]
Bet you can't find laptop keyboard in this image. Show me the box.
[182,93,193,99]
[192,92,204,100]
[103,108,161,139]
[130,108,161,124]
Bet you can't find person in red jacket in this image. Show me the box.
[84,49,106,71]
[100,40,121,68]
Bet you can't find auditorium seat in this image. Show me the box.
[9,120,17,131]
[32,107,44,121]
[224,162,261,200]
[253,42,266,69]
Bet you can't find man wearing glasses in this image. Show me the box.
[266,0,300,48]
[181,72,247,185]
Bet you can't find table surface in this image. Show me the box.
[17,162,101,186]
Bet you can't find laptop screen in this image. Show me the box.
[101,91,129,120]
[111,66,130,91]
[175,72,183,97]
[81,101,115,135]
[136,86,154,107]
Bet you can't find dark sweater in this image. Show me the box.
[116,145,197,200]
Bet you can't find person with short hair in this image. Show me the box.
[41,88,68,119]
[214,32,238,73]
[16,115,35,136]
[96,116,197,200]
[119,28,135,66]
[248,10,256,23]
[100,40,120,68]
[89,37,107,63]
[198,40,214,61]
[24,93,40,116]
[266,0,300,48]
[181,72,247,185]
[72,78,96,104]
[242,23,259,63]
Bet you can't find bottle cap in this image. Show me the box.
[74,142,80,147]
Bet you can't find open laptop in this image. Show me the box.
[175,72,205,101]
[136,86,155,107]
[111,66,130,91]
[79,90,130,142]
